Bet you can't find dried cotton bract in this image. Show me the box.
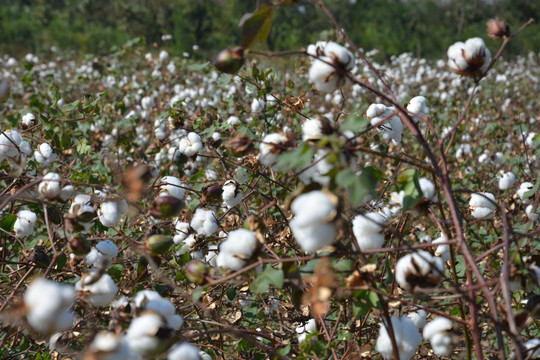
[289,190,337,254]
[308,42,355,92]
[395,251,445,291]
[469,192,497,219]
[376,315,421,360]
[423,317,454,356]
[447,38,491,78]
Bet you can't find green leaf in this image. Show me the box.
[522,177,539,200]
[0,214,17,232]
[277,143,315,172]
[341,115,369,132]
[240,6,274,49]
[188,62,210,71]
[226,288,237,301]
[76,139,92,155]
[250,267,284,294]
[398,169,423,211]
[192,287,204,302]
[336,166,381,207]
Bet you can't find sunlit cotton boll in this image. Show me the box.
[216,229,259,271]
[447,37,491,78]
[14,209,37,237]
[469,192,497,219]
[419,177,437,202]
[24,278,76,334]
[222,180,243,208]
[517,182,535,205]
[84,331,134,360]
[75,271,118,306]
[159,176,185,200]
[296,318,317,343]
[524,339,540,359]
[423,317,453,356]
[168,342,202,360]
[178,132,203,157]
[22,113,36,127]
[85,240,118,268]
[352,212,387,251]
[190,208,218,236]
[432,235,451,262]
[366,103,403,144]
[308,42,355,92]
[407,309,427,330]
[526,205,539,222]
[498,171,516,190]
[38,172,62,199]
[406,96,429,124]
[289,191,337,254]
[376,315,421,360]
[259,133,289,167]
[98,198,128,227]
[125,313,170,357]
[34,143,56,166]
[133,290,183,330]
[395,251,445,291]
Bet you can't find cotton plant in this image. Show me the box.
[352,211,388,251]
[23,278,76,335]
[366,103,403,144]
[423,317,454,356]
[447,37,491,78]
[13,209,37,237]
[215,229,259,271]
[376,315,422,360]
[289,190,338,254]
[307,41,355,92]
[0,129,32,172]
[469,192,497,219]
[395,251,445,291]
[302,117,333,141]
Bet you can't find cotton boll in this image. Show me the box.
[497,171,516,190]
[22,113,36,128]
[133,290,183,330]
[524,339,540,359]
[76,272,118,306]
[222,180,243,208]
[190,208,218,236]
[168,342,202,360]
[126,313,168,356]
[352,212,387,251]
[307,42,354,91]
[296,318,317,343]
[216,229,259,271]
[302,118,324,141]
[423,317,453,356]
[419,177,437,202]
[251,98,264,113]
[447,37,491,78]
[526,205,539,222]
[407,309,427,330]
[96,240,118,258]
[259,133,289,167]
[98,199,127,228]
[173,221,191,245]
[469,192,497,219]
[517,182,535,204]
[38,172,62,199]
[85,332,133,360]
[407,96,429,124]
[395,251,445,291]
[376,315,421,360]
[367,103,403,144]
[85,240,118,268]
[179,132,203,157]
[13,210,37,237]
[159,176,185,200]
[34,143,57,166]
[432,236,451,262]
[59,185,74,202]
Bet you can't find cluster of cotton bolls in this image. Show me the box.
[376,315,422,360]
[0,129,32,172]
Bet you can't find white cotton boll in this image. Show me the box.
[524,339,540,359]
[59,185,74,202]
[376,315,421,360]
[307,42,354,91]
[133,290,183,330]
[22,113,36,127]
[352,212,387,251]
[498,171,516,190]
[13,210,37,237]
[38,172,62,199]
[222,180,242,208]
[419,177,437,202]
[423,317,452,340]
[159,50,169,63]
[226,116,240,126]
[87,332,133,360]
[168,342,201,360]
[76,272,118,306]
[259,133,288,167]
[96,240,118,258]
[407,309,427,330]
[98,201,122,227]
[126,313,166,356]
[159,176,185,200]
[447,38,490,76]
[407,96,429,124]
[190,208,218,236]
[34,143,57,166]
[309,58,340,92]
[199,351,212,360]
[216,229,258,271]
[395,251,445,291]
[141,96,154,110]
[517,182,535,204]
[173,221,191,245]
[251,98,264,113]
[179,132,203,157]
[469,192,497,219]
[302,118,323,141]
[296,318,317,343]
[367,104,403,144]
[433,236,451,262]
[423,317,453,356]
[526,205,539,222]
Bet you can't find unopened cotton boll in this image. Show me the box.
[24,278,76,334]
[407,96,429,124]
[289,191,337,253]
[179,132,203,157]
[419,177,437,202]
[296,318,317,343]
[14,209,37,237]
[447,37,491,78]
[423,317,453,356]
[85,331,134,360]
[469,192,497,219]
[76,272,118,306]
[38,172,62,199]
[376,315,422,360]
[34,143,57,166]
[216,229,258,271]
[159,176,185,200]
[352,212,387,250]
[497,171,516,190]
[191,208,218,236]
[222,180,243,208]
[395,251,445,291]
[168,342,202,360]
[517,182,535,204]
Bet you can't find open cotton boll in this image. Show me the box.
[289,191,337,254]
[85,331,134,360]
[179,132,203,157]
[517,182,535,204]
[251,98,264,113]
[22,113,36,127]
[24,278,76,334]
[191,208,218,236]
[376,315,421,360]
[98,199,128,227]
[85,240,118,268]
[222,180,243,208]
[433,236,451,262]
[126,313,168,356]
[419,177,437,202]
[216,229,258,271]
[497,171,516,190]
[307,42,354,92]
[367,103,403,144]
[447,37,491,78]
[259,133,289,167]
[469,192,497,219]
[524,339,540,359]
[352,212,387,251]
[34,143,57,166]
[159,176,185,200]
[173,221,191,245]
[395,251,445,291]
[297,149,333,187]
[296,318,317,343]
[38,172,62,199]
[423,317,453,356]
[302,118,324,141]
[526,205,539,222]
[406,96,429,124]
[407,309,427,330]
[168,342,202,360]
[133,290,183,330]
[14,209,37,237]
[59,185,74,202]
[76,272,118,306]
